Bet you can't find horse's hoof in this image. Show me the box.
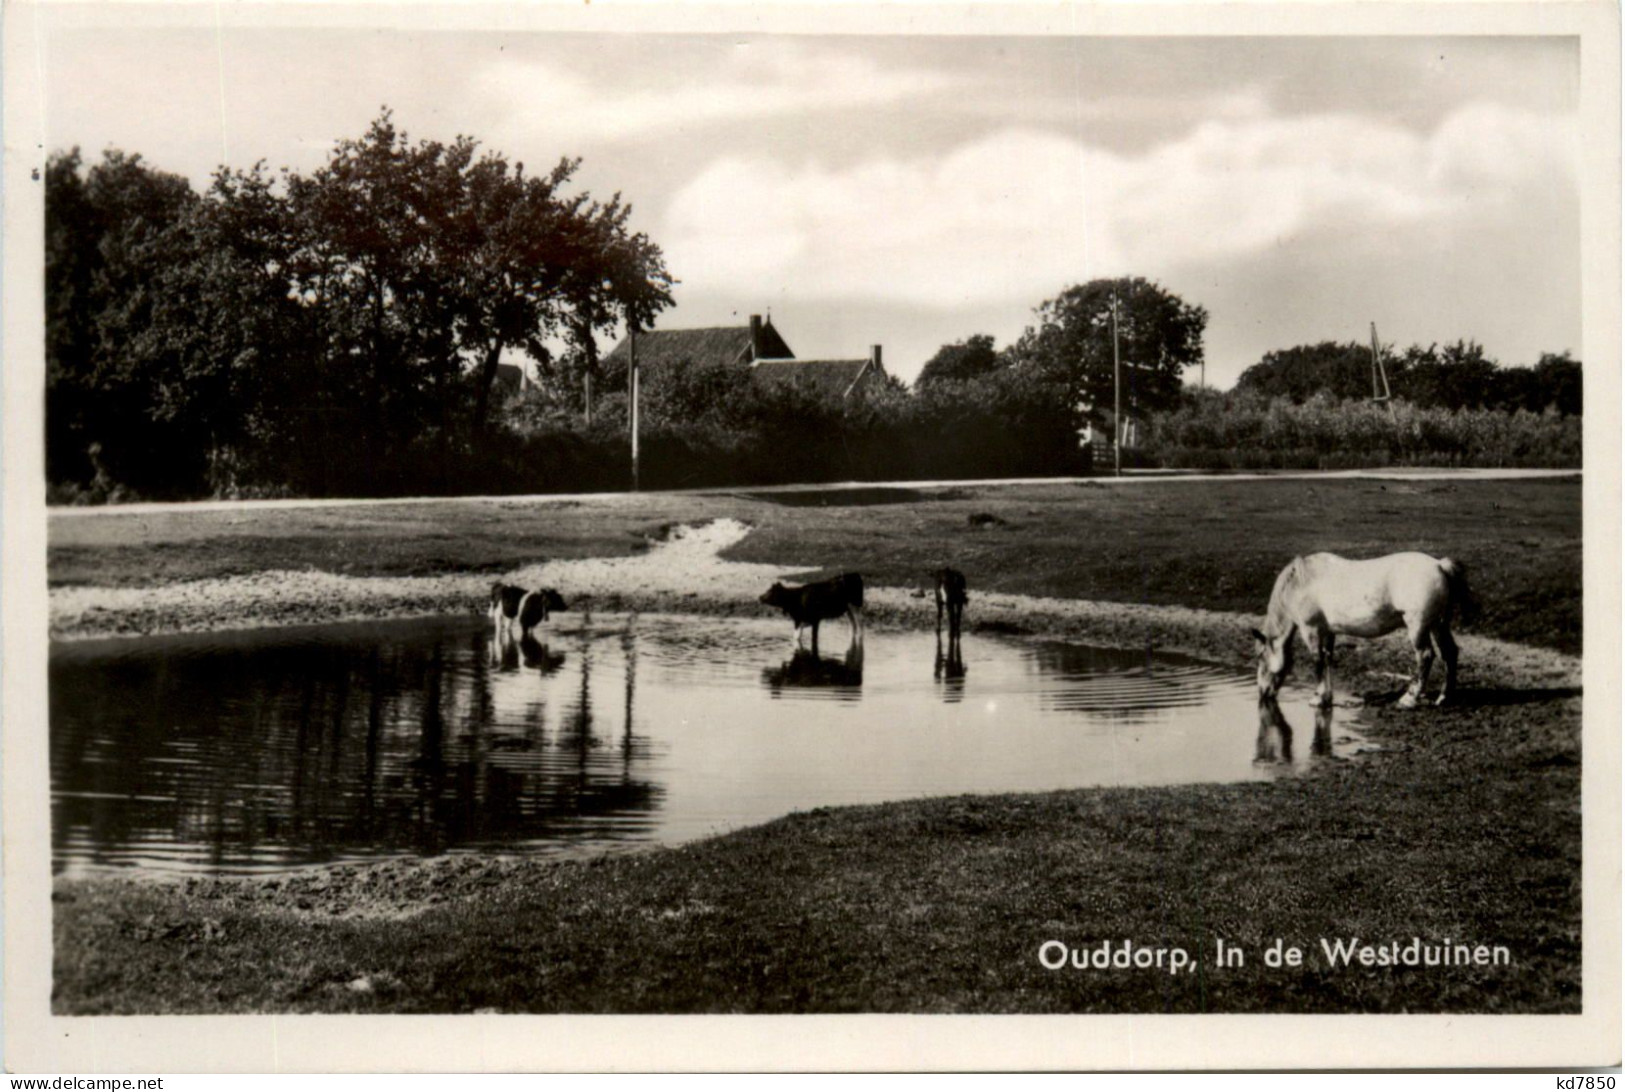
[1397,692,1419,710]
[1435,694,1450,707]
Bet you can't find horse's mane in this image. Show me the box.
[1262,557,1306,638]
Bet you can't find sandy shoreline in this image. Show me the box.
[50,517,1579,693]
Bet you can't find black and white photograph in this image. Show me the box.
[3,0,1618,1073]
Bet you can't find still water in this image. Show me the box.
[50,614,1363,877]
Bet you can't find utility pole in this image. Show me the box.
[1369,321,1394,418]
[1112,291,1122,477]
[629,324,640,491]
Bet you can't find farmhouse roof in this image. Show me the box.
[494,362,527,392]
[752,357,877,400]
[601,315,795,369]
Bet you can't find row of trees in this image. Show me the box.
[1236,340,1581,416]
[47,111,673,500]
[46,108,1582,500]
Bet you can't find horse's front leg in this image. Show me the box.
[1303,628,1333,709]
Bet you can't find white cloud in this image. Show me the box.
[660,104,1576,309]
[472,39,954,145]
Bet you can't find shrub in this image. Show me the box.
[1144,392,1580,470]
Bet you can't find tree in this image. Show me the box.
[1399,340,1499,410]
[1235,341,1376,403]
[1011,277,1206,420]
[45,148,202,494]
[45,111,678,498]
[282,110,675,458]
[1531,351,1582,416]
[915,334,1003,389]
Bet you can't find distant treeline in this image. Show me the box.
[46,124,1581,502]
[1236,340,1580,417]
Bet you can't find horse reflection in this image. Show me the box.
[934,630,967,702]
[1254,698,1335,766]
[761,642,864,696]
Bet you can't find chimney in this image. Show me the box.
[870,345,883,372]
[749,315,763,361]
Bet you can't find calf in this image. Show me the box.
[935,567,968,640]
[490,582,569,639]
[759,572,864,652]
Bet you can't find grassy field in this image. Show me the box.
[46,475,1585,1013]
[49,478,1581,653]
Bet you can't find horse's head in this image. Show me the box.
[1252,627,1294,699]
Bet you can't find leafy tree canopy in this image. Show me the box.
[1011,277,1207,418]
[915,334,1003,389]
[1237,337,1580,416]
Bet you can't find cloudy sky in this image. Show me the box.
[39,19,1580,387]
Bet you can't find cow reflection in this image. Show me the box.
[491,630,567,677]
[519,633,567,675]
[1255,698,1335,766]
[934,630,967,703]
[762,643,864,696]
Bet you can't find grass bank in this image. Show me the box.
[50,478,1581,653]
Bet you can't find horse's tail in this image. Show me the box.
[1439,558,1479,625]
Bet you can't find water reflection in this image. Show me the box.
[934,631,967,703]
[491,628,568,676]
[1254,698,1334,767]
[50,618,662,875]
[1030,641,1240,723]
[51,615,1367,878]
[761,642,865,696]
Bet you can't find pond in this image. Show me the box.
[49,613,1367,877]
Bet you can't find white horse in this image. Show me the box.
[1252,552,1472,709]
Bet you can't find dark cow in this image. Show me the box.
[934,567,968,640]
[490,582,569,639]
[759,572,864,651]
